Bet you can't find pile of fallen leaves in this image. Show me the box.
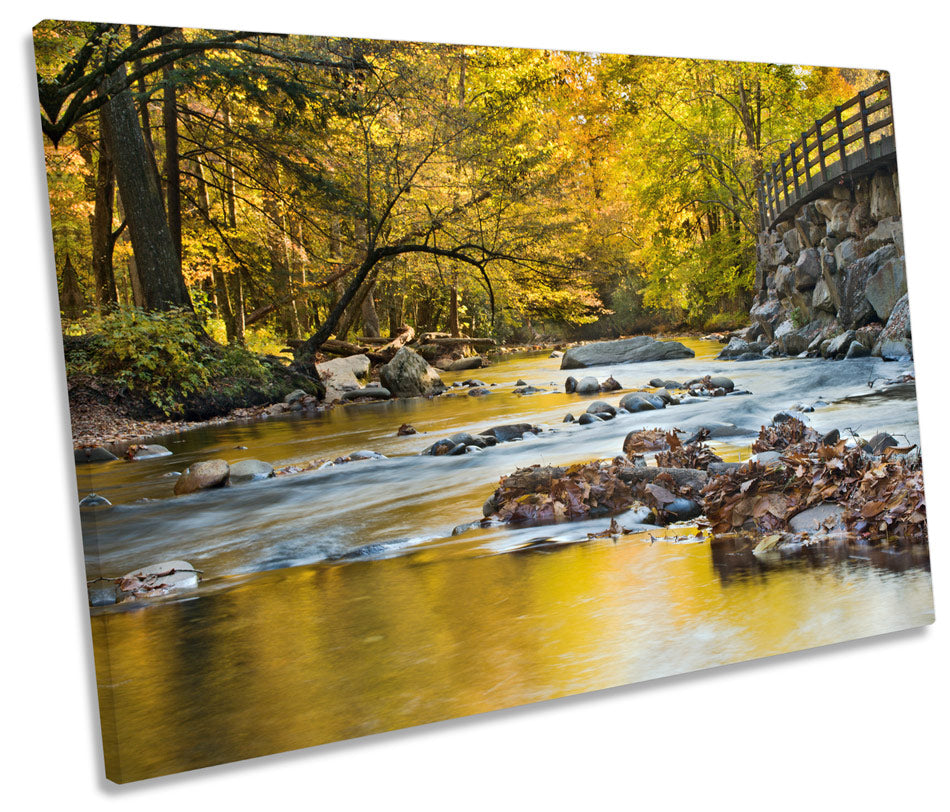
[655,429,723,471]
[485,458,639,525]
[703,417,926,544]
[751,416,819,452]
[622,429,669,456]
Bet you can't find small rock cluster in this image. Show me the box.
[421,423,542,455]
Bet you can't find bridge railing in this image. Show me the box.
[758,77,895,229]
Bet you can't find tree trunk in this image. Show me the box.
[291,218,311,333]
[162,34,183,262]
[448,283,460,337]
[221,103,245,343]
[99,64,192,312]
[360,279,380,337]
[294,251,380,363]
[262,183,300,340]
[90,106,118,309]
[194,152,235,342]
[59,253,85,319]
[127,25,163,199]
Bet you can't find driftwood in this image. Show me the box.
[366,325,415,364]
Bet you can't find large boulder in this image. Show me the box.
[865,250,907,322]
[782,320,825,355]
[872,293,912,359]
[836,253,879,329]
[834,238,860,272]
[774,264,796,297]
[174,459,230,495]
[826,330,856,359]
[717,337,753,360]
[315,354,371,401]
[864,218,904,253]
[750,299,784,340]
[560,336,693,369]
[812,277,836,313]
[794,249,821,291]
[379,347,445,398]
[870,169,900,220]
[829,201,853,238]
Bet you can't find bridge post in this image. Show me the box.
[801,131,811,193]
[859,89,871,163]
[835,104,847,168]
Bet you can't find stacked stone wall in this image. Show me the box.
[731,165,911,362]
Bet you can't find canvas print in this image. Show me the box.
[34,20,934,783]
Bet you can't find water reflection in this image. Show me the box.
[94,533,934,782]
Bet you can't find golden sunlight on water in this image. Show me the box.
[93,536,933,782]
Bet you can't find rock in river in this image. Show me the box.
[479,423,539,442]
[578,412,603,425]
[128,444,172,460]
[341,386,392,400]
[379,347,445,398]
[174,459,230,495]
[561,336,694,369]
[74,446,118,463]
[117,560,200,601]
[315,354,371,401]
[229,459,275,484]
[79,493,111,508]
[619,392,665,412]
[586,401,617,418]
[574,376,601,394]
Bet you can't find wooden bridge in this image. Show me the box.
[758,77,896,230]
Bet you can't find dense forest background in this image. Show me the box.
[36,21,884,354]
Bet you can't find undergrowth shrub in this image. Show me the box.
[66,307,276,416]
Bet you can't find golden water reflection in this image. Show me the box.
[94,536,933,782]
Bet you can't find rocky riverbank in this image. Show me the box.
[731,168,911,362]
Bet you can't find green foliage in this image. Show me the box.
[67,307,275,416]
[703,312,748,332]
[37,24,883,350]
[790,307,805,329]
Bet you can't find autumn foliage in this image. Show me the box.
[702,417,926,543]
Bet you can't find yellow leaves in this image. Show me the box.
[752,534,783,555]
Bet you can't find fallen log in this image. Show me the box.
[366,325,415,364]
[415,336,496,349]
[354,336,394,345]
[617,466,709,492]
[321,338,372,357]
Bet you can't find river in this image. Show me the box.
[77,338,934,782]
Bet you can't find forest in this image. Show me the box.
[35,22,883,416]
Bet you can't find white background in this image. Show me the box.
[2,1,947,808]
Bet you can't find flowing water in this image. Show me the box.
[77,338,935,782]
